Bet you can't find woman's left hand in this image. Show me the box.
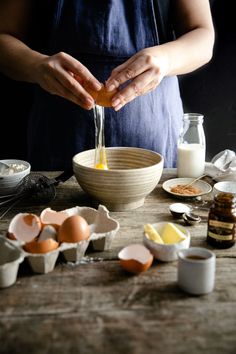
[105,47,169,111]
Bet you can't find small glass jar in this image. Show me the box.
[207,192,236,249]
[177,113,206,178]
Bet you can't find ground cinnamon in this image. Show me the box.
[170,184,202,196]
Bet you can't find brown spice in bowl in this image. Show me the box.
[170,184,202,196]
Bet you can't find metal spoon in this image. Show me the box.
[182,174,207,189]
[183,211,201,226]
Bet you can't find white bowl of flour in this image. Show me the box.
[0,159,31,195]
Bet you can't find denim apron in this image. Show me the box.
[28,0,183,170]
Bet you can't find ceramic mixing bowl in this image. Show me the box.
[73,147,164,211]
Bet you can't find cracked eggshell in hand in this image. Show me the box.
[83,82,118,107]
[58,215,90,243]
[7,213,41,242]
[118,244,154,274]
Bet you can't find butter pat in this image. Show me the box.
[144,224,164,244]
[161,223,186,244]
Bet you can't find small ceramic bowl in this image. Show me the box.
[169,203,192,219]
[213,181,236,197]
[0,159,31,195]
[143,222,190,262]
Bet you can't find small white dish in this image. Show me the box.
[162,178,212,198]
[169,203,192,219]
[143,222,190,262]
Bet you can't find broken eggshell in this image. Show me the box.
[118,244,154,274]
[7,213,41,243]
[40,207,69,229]
[22,224,59,273]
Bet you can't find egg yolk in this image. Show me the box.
[95,163,108,170]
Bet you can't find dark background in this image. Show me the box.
[179,0,236,161]
[0,0,235,162]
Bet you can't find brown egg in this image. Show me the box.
[96,85,118,107]
[84,83,118,107]
[118,244,154,274]
[58,215,90,243]
[40,207,69,230]
[23,238,59,254]
[7,213,41,242]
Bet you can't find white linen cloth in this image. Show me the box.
[205,149,236,181]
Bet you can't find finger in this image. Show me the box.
[106,57,150,92]
[48,75,94,109]
[106,56,136,81]
[59,52,101,90]
[110,69,157,108]
[51,65,96,104]
[112,79,161,111]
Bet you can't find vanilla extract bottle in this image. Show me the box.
[207,192,236,249]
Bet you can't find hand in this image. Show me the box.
[33,52,102,109]
[105,47,169,111]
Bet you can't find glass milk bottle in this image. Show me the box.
[177,113,206,178]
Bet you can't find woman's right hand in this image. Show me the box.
[33,51,102,109]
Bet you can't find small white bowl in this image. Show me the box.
[0,159,31,195]
[169,203,192,219]
[143,222,190,262]
[213,181,236,197]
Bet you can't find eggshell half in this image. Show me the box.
[23,238,59,254]
[40,207,69,229]
[58,215,90,243]
[118,244,154,274]
[7,213,41,242]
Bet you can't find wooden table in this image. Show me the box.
[0,169,236,354]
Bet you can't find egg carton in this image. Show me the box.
[0,235,24,288]
[1,205,119,283]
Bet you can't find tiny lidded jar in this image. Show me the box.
[207,192,236,249]
[177,113,206,178]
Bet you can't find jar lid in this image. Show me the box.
[214,192,236,205]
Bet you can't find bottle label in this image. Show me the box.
[208,231,233,241]
[209,220,234,229]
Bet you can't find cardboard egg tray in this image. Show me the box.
[0,205,119,287]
